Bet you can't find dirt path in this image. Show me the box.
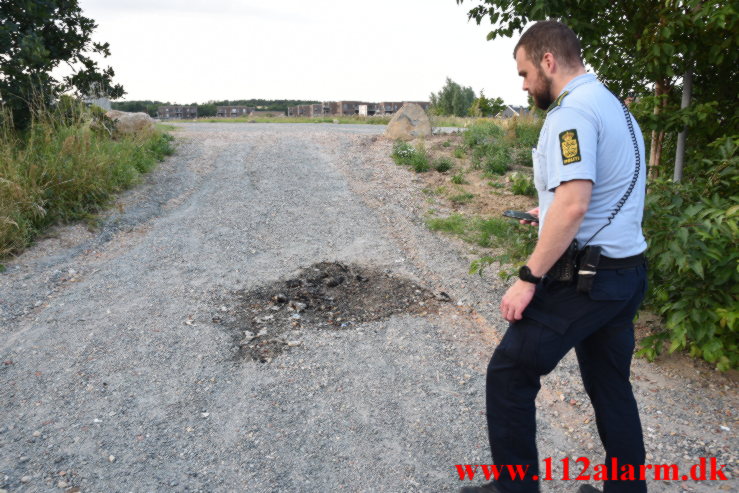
[0,123,735,492]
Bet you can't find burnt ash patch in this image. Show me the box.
[213,262,452,363]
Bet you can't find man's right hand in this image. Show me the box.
[520,207,539,226]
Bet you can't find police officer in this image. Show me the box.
[461,21,648,493]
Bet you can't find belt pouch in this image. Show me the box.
[576,246,602,293]
[547,240,578,282]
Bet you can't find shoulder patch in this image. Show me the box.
[559,129,581,165]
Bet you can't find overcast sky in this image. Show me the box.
[78,0,530,106]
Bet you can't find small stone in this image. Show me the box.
[58,480,69,488]
[20,476,31,483]
[201,412,209,418]
[108,455,115,462]
[273,293,288,303]
[32,430,41,437]
[287,341,302,347]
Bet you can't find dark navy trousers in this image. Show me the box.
[486,263,648,493]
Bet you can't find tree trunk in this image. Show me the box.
[673,69,693,182]
[649,80,669,179]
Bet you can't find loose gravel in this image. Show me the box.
[0,122,736,493]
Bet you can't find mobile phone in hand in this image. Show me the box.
[502,210,538,222]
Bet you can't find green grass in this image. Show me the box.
[441,140,451,148]
[0,102,175,258]
[426,214,467,235]
[450,192,474,204]
[453,147,465,159]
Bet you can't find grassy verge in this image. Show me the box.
[0,103,174,259]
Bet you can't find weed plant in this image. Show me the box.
[434,157,454,173]
[450,172,467,185]
[484,146,510,175]
[453,147,465,159]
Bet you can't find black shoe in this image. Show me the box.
[577,485,603,493]
[459,481,502,493]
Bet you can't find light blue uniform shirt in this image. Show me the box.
[533,73,647,258]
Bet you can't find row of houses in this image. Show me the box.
[156,102,526,120]
[287,101,430,117]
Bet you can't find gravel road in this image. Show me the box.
[1,123,736,492]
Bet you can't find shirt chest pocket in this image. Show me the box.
[532,147,547,191]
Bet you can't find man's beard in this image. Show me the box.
[531,68,554,110]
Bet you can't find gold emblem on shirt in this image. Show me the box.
[559,129,581,165]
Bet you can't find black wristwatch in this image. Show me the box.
[518,265,542,284]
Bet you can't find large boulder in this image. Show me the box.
[105,110,155,136]
[384,103,432,140]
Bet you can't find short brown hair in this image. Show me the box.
[514,21,583,69]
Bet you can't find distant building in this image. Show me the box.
[216,106,254,118]
[249,110,285,117]
[158,105,198,120]
[499,105,530,118]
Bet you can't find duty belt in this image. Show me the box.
[592,252,646,270]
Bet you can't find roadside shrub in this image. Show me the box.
[509,172,536,196]
[434,157,454,173]
[638,137,738,370]
[0,101,174,258]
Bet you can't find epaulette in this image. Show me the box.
[547,91,569,113]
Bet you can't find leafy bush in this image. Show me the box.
[434,157,454,173]
[509,172,536,196]
[638,137,738,370]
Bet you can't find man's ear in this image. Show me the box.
[540,52,556,75]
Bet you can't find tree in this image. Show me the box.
[456,0,738,178]
[469,90,506,117]
[0,0,124,129]
[430,77,476,117]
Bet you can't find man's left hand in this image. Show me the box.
[500,280,537,322]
